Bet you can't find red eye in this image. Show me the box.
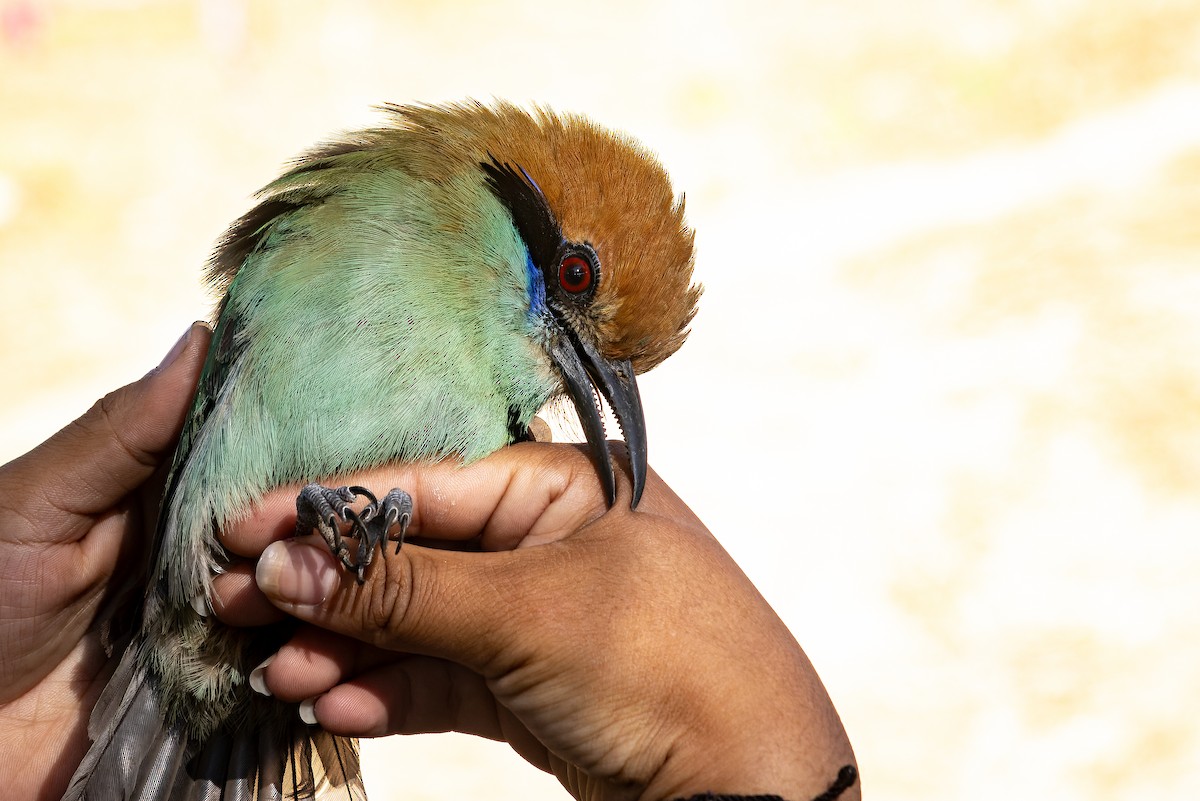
[558,256,593,293]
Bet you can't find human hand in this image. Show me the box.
[215,445,859,801]
[0,323,209,801]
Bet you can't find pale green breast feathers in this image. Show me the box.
[179,150,558,544]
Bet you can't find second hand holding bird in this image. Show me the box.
[211,445,859,801]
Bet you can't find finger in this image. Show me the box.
[252,628,516,745]
[313,658,552,771]
[317,657,496,737]
[221,442,612,558]
[210,562,286,627]
[0,322,210,544]
[249,446,695,673]
[254,530,586,677]
[245,442,693,680]
[252,625,393,703]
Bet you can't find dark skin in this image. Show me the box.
[0,322,859,801]
[0,323,208,801]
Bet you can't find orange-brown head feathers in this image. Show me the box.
[384,101,702,374]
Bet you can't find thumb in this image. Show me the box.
[0,322,211,543]
[253,535,563,676]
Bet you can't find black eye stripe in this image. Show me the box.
[481,157,563,273]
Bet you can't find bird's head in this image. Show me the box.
[218,102,701,509]
[399,103,701,508]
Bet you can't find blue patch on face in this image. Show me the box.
[525,251,547,321]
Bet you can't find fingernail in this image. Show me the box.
[528,415,553,443]
[190,592,210,618]
[299,696,318,726]
[249,654,274,696]
[152,324,194,374]
[257,541,339,606]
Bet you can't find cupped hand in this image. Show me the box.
[215,445,858,801]
[0,323,210,801]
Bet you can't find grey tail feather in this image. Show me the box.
[63,644,367,801]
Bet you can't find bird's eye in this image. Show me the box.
[559,256,593,294]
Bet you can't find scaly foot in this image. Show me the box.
[294,484,413,582]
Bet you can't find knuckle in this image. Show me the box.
[363,547,418,642]
[96,391,157,470]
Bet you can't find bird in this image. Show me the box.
[63,101,701,800]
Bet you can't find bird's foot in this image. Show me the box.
[294,483,413,583]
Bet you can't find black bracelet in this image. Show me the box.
[812,765,858,801]
[673,763,858,801]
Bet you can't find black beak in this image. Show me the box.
[550,333,648,509]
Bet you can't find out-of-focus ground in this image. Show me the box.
[2,1,1199,799]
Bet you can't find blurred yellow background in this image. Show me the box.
[2,1,1198,799]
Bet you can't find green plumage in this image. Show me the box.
[164,158,557,604]
[147,135,562,738]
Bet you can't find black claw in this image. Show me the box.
[348,486,378,520]
[376,488,413,554]
[396,512,411,555]
[294,483,414,582]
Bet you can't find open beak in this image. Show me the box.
[550,333,648,509]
